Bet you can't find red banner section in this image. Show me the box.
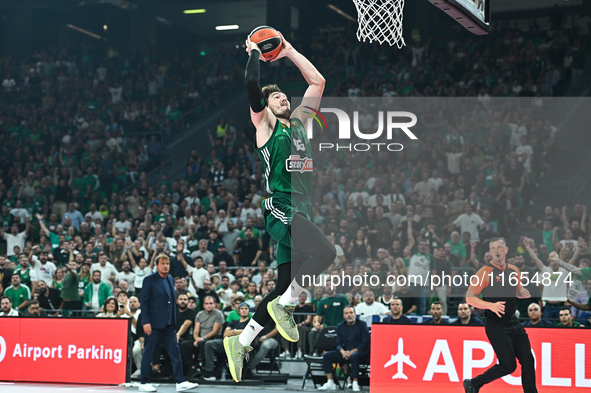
[371,324,591,393]
[0,318,129,384]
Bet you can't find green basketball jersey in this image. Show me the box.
[255,117,313,197]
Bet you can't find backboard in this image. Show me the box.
[428,0,490,35]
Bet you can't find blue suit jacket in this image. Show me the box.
[140,272,177,329]
[336,319,370,356]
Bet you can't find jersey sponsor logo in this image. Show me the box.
[291,118,306,129]
[294,139,305,152]
[285,155,313,173]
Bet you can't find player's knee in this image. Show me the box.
[324,244,337,261]
[500,360,517,374]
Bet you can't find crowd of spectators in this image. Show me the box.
[1,6,590,383]
[273,8,591,98]
[0,39,243,207]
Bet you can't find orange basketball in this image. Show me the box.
[249,26,283,61]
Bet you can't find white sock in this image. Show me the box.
[239,320,263,346]
[278,279,304,306]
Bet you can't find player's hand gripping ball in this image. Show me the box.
[249,26,283,61]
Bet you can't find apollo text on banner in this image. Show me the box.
[0,318,129,384]
[371,324,591,393]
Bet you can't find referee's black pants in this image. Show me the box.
[472,317,537,393]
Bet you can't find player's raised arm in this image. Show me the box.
[244,36,271,131]
[274,33,325,116]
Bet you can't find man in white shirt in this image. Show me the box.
[239,198,260,220]
[408,240,433,316]
[384,202,403,229]
[428,169,444,191]
[91,253,118,287]
[355,290,390,316]
[31,251,57,286]
[1,223,30,257]
[180,208,194,227]
[413,171,437,202]
[444,145,463,175]
[190,240,213,264]
[186,256,210,295]
[184,187,201,208]
[348,179,370,207]
[116,261,136,289]
[85,203,104,223]
[108,86,123,104]
[114,212,132,234]
[215,209,230,234]
[450,204,485,243]
[212,261,235,284]
[129,295,141,335]
[368,186,391,210]
[10,200,30,224]
[525,242,569,320]
[515,136,533,172]
[166,230,188,257]
[508,117,527,147]
[0,296,19,316]
[216,276,233,308]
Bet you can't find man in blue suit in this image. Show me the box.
[139,254,198,392]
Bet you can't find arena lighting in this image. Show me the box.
[215,25,239,30]
[183,9,206,14]
[327,4,356,22]
[66,24,101,40]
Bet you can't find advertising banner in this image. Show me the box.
[371,324,591,393]
[0,318,129,384]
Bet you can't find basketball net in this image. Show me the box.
[352,0,406,48]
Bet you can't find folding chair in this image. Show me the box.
[301,326,338,389]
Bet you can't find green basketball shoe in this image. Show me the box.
[267,296,299,342]
[223,335,253,382]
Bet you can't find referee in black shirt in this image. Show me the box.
[464,237,537,393]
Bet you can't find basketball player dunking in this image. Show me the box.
[223,33,336,382]
[464,237,537,393]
